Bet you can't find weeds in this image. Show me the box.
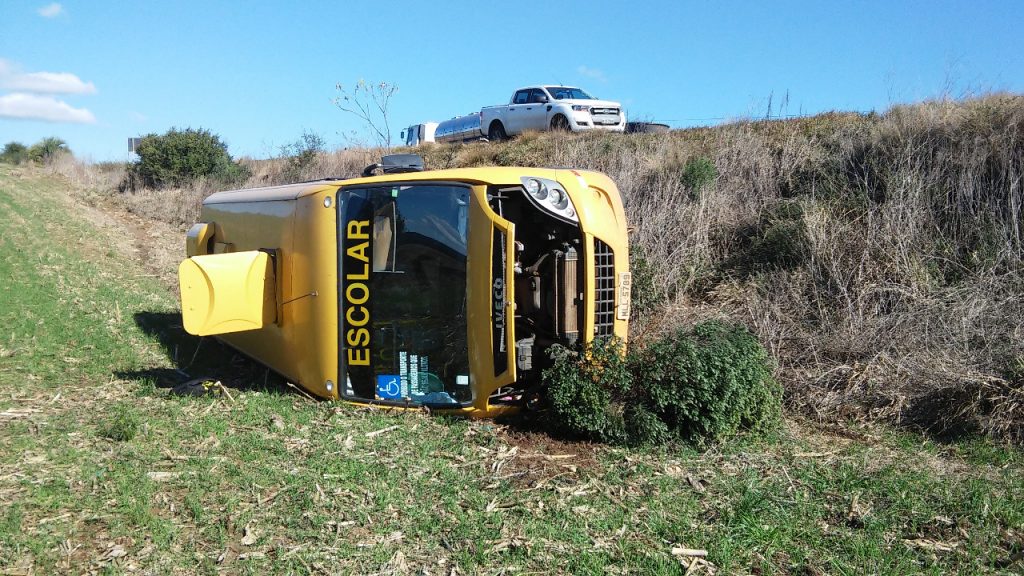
[679,156,717,197]
[278,130,325,182]
[50,93,1024,441]
[3,165,1024,573]
[543,323,781,446]
[100,403,140,441]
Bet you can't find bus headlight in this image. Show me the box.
[548,188,569,210]
[519,176,578,223]
[525,178,547,200]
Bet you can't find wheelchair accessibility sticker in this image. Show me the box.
[376,375,402,399]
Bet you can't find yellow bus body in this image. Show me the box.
[180,165,629,418]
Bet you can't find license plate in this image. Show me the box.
[617,272,631,320]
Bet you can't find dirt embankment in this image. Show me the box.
[48,94,1024,441]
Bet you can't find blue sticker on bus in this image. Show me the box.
[376,375,402,399]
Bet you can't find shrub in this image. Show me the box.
[621,404,671,445]
[100,403,140,441]
[128,127,247,189]
[633,321,781,444]
[542,338,632,442]
[1,141,28,164]
[543,321,781,446]
[750,218,809,269]
[27,137,69,163]
[279,130,325,181]
[680,156,717,196]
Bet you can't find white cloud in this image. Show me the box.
[0,93,96,123]
[38,3,64,18]
[0,59,96,95]
[577,65,608,83]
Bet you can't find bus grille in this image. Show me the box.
[593,239,615,337]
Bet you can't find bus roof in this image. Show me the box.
[202,166,610,205]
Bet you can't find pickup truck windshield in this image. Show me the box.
[546,87,595,100]
[340,184,471,406]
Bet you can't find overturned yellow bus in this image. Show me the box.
[178,154,630,417]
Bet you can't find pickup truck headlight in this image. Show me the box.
[571,105,591,112]
[520,176,578,223]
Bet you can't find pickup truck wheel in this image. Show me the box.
[488,122,507,142]
[551,115,570,132]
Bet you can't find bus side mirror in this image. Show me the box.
[186,222,215,256]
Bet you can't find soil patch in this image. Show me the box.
[495,425,602,488]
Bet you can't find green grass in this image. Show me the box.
[1,165,1023,574]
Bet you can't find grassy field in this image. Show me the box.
[1,165,1023,575]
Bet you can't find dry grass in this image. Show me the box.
[465,95,1024,442]
[5,146,1024,575]
[44,152,126,203]
[62,93,1024,441]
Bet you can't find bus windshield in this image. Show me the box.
[340,184,471,406]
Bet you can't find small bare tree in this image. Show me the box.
[332,80,398,151]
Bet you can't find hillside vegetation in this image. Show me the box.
[61,93,1023,443]
[3,166,1024,574]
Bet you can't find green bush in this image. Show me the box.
[543,321,781,446]
[637,321,781,443]
[279,130,325,181]
[100,403,140,442]
[128,127,247,189]
[621,404,671,445]
[680,156,718,197]
[542,338,632,442]
[750,218,810,269]
[27,137,69,163]
[1,141,28,164]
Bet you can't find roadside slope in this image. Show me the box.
[107,95,1024,439]
[1,166,1023,574]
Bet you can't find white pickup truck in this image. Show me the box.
[480,86,626,141]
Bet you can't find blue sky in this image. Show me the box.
[1,1,1022,162]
